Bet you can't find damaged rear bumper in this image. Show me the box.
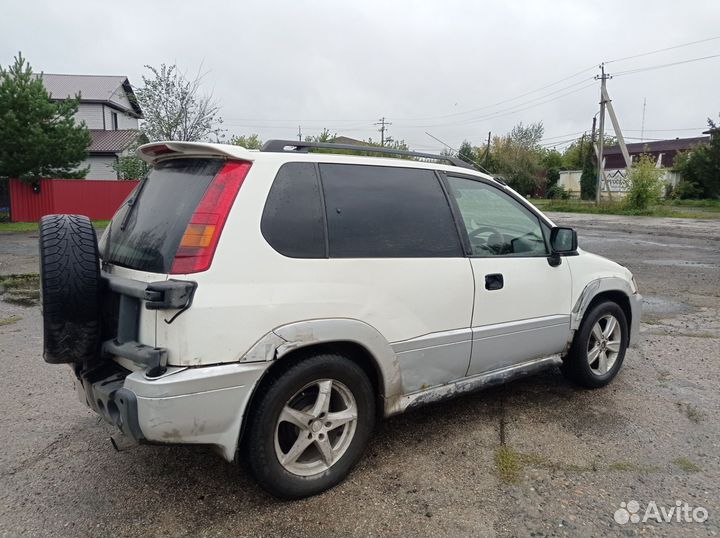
[75,361,268,460]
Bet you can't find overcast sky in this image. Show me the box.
[3,0,719,153]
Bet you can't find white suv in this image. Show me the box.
[38,140,641,499]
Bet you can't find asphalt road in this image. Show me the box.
[1,213,718,537]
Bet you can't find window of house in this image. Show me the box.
[261,162,326,258]
[111,111,118,130]
[445,176,548,257]
[320,164,462,258]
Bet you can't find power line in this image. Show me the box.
[605,35,720,64]
[393,69,596,121]
[614,53,720,77]
[409,81,597,128]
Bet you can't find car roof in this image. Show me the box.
[137,141,500,184]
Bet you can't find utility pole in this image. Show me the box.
[640,98,647,142]
[595,63,611,205]
[481,131,492,164]
[374,117,392,146]
[579,132,586,164]
[297,125,302,141]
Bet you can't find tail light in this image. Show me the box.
[170,161,252,274]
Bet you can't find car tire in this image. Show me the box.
[244,353,375,499]
[39,214,102,365]
[561,300,629,389]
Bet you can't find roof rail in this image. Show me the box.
[260,139,475,170]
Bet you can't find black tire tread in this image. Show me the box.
[561,300,628,389]
[39,214,101,364]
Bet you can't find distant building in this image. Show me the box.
[330,136,365,145]
[603,136,709,169]
[559,135,710,198]
[41,74,143,179]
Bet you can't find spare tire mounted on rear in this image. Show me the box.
[39,214,102,364]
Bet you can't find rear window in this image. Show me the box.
[100,158,223,273]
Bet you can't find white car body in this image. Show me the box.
[88,141,641,462]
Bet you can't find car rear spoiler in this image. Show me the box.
[137,141,257,165]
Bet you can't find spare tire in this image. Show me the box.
[39,214,102,364]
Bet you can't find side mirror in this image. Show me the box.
[550,227,577,253]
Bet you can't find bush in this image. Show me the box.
[672,179,704,200]
[624,154,664,210]
[546,184,570,200]
[672,119,719,199]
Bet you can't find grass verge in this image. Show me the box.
[530,199,720,219]
[0,220,110,233]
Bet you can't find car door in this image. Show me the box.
[443,174,572,376]
[318,163,475,393]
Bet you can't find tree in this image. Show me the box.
[624,154,664,210]
[489,122,545,195]
[542,149,563,188]
[673,118,720,199]
[457,140,474,163]
[112,154,148,180]
[0,53,90,182]
[135,64,224,142]
[230,134,263,149]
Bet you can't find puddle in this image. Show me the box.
[642,296,692,316]
[645,259,716,269]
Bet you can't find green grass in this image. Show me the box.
[672,457,701,473]
[530,199,720,219]
[0,314,22,326]
[0,273,41,307]
[0,220,110,233]
[494,445,522,483]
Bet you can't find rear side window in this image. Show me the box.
[320,164,462,258]
[261,162,326,258]
[100,158,223,273]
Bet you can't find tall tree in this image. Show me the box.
[490,122,545,195]
[135,64,224,142]
[0,53,90,182]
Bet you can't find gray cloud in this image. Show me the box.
[3,0,719,151]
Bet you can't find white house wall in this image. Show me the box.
[103,104,138,130]
[75,103,105,129]
[85,155,118,180]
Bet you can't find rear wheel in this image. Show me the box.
[561,300,628,388]
[245,353,375,499]
[39,214,101,364]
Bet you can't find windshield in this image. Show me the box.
[100,158,224,273]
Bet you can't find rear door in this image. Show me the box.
[443,175,572,376]
[98,158,226,363]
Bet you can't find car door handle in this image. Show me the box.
[485,273,504,291]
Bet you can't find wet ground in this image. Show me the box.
[0,213,718,537]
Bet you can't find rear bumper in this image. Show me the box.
[76,361,268,461]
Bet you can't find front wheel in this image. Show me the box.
[561,301,629,389]
[244,353,375,499]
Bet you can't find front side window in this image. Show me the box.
[446,176,548,257]
[320,164,462,258]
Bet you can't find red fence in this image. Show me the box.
[9,178,139,222]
